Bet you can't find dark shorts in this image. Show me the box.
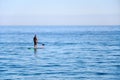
[34,42,37,45]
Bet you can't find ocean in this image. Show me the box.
[0,26,120,80]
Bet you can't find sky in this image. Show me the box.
[0,0,120,25]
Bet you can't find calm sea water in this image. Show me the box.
[0,26,120,80]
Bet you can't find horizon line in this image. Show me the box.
[0,25,120,26]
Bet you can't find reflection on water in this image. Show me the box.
[34,48,37,56]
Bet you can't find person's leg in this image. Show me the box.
[34,42,37,48]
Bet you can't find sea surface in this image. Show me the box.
[0,26,120,80]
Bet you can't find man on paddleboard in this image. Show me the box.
[33,35,38,48]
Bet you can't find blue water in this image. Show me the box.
[0,26,120,80]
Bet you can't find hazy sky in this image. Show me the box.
[0,0,120,25]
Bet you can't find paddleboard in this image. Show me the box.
[28,47,43,49]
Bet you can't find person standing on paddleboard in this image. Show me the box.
[33,35,38,48]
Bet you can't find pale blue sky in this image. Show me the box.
[0,0,120,25]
